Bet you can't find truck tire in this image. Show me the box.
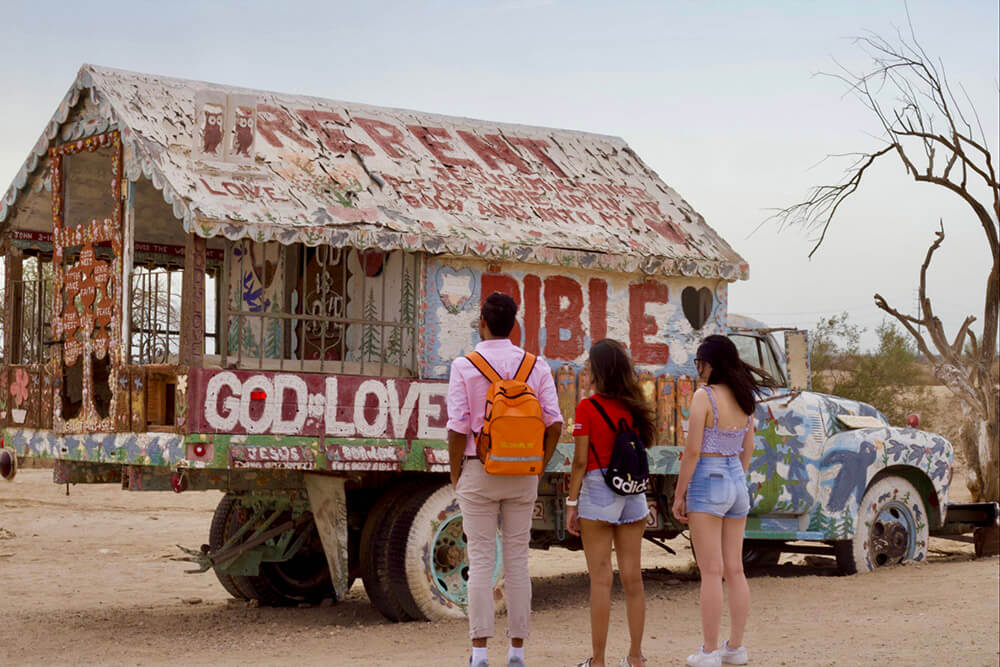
[403,483,506,621]
[834,475,929,574]
[210,494,335,606]
[209,493,254,600]
[742,541,781,567]
[255,516,335,605]
[360,481,425,621]
[387,484,441,621]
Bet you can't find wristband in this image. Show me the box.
[565,498,578,507]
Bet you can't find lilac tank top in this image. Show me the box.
[701,385,753,456]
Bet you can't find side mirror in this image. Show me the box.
[784,329,811,391]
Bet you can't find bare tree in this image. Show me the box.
[772,21,999,501]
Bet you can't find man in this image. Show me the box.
[447,292,564,667]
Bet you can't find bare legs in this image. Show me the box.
[613,520,647,665]
[580,518,646,667]
[689,513,749,652]
[721,516,749,648]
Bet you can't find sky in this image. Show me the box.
[1,0,997,350]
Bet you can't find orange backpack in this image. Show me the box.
[466,351,546,476]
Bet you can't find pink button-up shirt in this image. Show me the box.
[446,339,563,456]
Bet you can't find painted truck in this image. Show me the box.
[2,65,996,622]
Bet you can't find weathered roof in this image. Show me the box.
[1,65,748,280]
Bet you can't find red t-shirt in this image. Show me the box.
[573,395,634,472]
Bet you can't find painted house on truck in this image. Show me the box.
[0,64,746,447]
[17,64,968,620]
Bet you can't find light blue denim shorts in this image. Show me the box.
[578,469,649,525]
[686,456,751,519]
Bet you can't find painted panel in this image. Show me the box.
[186,368,448,441]
[2,427,184,465]
[420,257,728,380]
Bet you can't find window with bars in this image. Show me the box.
[128,265,218,365]
[222,241,419,376]
[2,255,54,365]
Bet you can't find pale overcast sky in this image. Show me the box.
[1,0,997,349]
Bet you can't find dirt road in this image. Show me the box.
[1,469,997,667]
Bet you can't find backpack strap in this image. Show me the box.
[587,397,619,433]
[513,352,537,383]
[465,351,502,383]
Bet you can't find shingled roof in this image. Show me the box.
[0,65,748,280]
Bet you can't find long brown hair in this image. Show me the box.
[696,334,764,415]
[588,339,655,447]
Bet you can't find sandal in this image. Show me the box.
[573,660,593,667]
[618,657,647,667]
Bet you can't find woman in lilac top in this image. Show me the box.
[672,335,766,667]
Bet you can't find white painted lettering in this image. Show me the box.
[386,380,420,439]
[354,380,389,438]
[324,378,354,436]
[272,375,308,434]
[417,384,448,440]
[205,371,241,431]
[240,375,275,434]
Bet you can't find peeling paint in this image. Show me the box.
[2,65,748,280]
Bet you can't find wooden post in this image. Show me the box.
[179,234,206,368]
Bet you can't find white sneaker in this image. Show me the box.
[719,641,748,665]
[686,646,722,667]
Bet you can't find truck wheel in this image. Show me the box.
[209,493,253,600]
[403,484,505,621]
[255,516,334,605]
[742,541,781,567]
[834,475,928,574]
[210,493,334,605]
[360,481,425,621]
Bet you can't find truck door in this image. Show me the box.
[729,333,817,516]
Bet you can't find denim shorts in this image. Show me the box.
[578,469,649,525]
[686,456,751,519]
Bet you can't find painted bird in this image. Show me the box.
[822,441,877,512]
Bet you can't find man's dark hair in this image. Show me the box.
[480,292,518,337]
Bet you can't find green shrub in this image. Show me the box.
[811,314,934,427]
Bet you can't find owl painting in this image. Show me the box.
[233,106,255,157]
[201,103,224,155]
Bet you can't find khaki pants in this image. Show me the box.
[456,458,538,640]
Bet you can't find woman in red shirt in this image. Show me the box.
[566,339,654,667]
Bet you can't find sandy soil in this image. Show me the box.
[1,468,997,667]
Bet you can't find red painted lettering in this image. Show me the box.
[263,186,290,202]
[457,130,531,173]
[407,125,477,169]
[222,182,243,197]
[643,217,687,244]
[507,137,567,177]
[239,184,261,199]
[588,278,607,342]
[200,178,227,195]
[355,117,409,158]
[543,276,584,359]
[256,104,314,149]
[629,281,670,365]
[481,274,522,345]
[299,109,375,156]
[522,274,541,355]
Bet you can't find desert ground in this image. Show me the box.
[1,461,997,667]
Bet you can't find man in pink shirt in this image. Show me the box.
[447,292,563,667]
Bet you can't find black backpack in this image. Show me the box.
[587,398,650,496]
